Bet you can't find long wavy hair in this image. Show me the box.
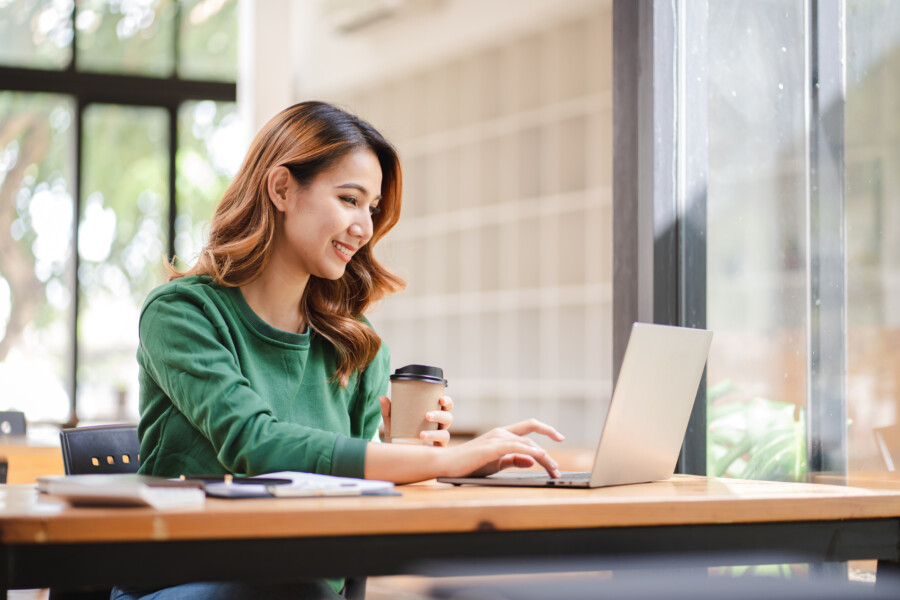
[171,101,405,385]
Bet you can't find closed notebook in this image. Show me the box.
[37,474,206,509]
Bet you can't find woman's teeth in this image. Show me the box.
[332,242,352,257]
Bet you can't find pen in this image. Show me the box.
[179,475,293,486]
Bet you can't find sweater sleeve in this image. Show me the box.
[138,290,368,477]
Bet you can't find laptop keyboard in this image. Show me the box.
[490,471,590,481]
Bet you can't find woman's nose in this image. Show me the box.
[349,216,373,243]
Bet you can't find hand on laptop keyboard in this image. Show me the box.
[437,419,565,479]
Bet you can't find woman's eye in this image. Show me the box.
[370,205,382,216]
[340,196,357,206]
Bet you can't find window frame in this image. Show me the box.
[0,2,236,425]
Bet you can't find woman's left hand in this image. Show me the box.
[423,396,453,446]
[378,395,453,446]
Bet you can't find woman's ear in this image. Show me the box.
[267,166,292,212]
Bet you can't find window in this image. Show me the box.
[615,0,900,482]
[0,0,237,424]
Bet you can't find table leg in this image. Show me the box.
[876,559,900,589]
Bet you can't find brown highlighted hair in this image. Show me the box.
[171,101,405,385]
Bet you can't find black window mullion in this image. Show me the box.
[806,0,848,478]
[0,66,235,106]
[67,98,84,428]
[69,1,78,73]
[676,0,709,476]
[168,103,178,262]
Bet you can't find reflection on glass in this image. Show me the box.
[705,1,808,481]
[178,0,237,82]
[0,0,73,69]
[175,100,240,267]
[846,1,900,474]
[76,0,176,77]
[0,92,75,422]
[79,104,168,421]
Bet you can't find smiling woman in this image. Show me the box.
[123,101,564,600]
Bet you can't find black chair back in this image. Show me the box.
[59,424,140,475]
[0,411,26,435]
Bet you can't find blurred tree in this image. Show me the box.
[0,111,52,361]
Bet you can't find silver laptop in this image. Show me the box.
[437,323,713,488]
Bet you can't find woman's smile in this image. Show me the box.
[332,240,355,262]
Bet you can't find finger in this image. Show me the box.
[421,429,450,446]
[504,418,565,442]
[426,410,453,429]
[498,454,536,470]
[495,440,560,477]
[439,396,454,411]
[379,396,391,441]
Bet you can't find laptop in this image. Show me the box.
[437,322,713,488]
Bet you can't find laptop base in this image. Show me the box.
[438,471,592,488]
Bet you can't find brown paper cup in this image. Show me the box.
[390,379,444,444]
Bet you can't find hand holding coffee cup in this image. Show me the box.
[381,365,453,445]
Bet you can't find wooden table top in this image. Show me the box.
[813,471,900,490]
[4,474,900,546]
[0,427,64,484]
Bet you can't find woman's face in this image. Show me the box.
[271,148,383,281]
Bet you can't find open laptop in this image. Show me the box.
[437,322,713,488]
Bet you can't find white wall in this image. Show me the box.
[291,0,609,98]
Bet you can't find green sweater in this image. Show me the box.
[136,276,387,479]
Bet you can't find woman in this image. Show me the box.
[118,102,563,599]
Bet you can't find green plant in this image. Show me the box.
[707,380,808,482]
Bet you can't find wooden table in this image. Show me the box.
[0,428,64,484]
[3,475,900,592]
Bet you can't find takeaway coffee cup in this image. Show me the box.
[389,364,448,445]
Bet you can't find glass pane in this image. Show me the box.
[78,104,168,421]
[846,2,900,475]
[76,0,176,77]
[175,100,240,267]
[177,0,237,82]
[0,0,73,68]
[0,92,75,423]
[705,1,808,481]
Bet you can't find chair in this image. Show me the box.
[60,424,141,475]
[874,424,900,471]
[0,410,26,435]
[51,425,141,600]
[0,411,26,483]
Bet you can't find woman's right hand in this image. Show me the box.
[438,419,565,479]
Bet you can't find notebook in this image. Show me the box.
[37,474,206,509]
[437,323,713,488]
[203,471,396,498]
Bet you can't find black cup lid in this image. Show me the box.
[389,364,447,386]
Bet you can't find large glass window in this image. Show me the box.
[77,104,169,421]
[76,0,177,76]
[0,0,73,69]
[0,92,75,422]
[175,100,240,268]
[0,0,237,424]
[705,1,809,481]
[846,1,900,474]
